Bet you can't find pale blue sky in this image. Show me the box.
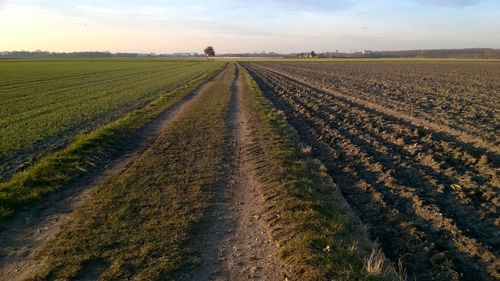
[1,0,499,53]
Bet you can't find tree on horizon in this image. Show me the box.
[204,46,215,59]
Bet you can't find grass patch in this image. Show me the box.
[0,63,225,220]
[239,65,402,280]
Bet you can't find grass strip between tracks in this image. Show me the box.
[239,66,401,281]
[0,63,225,220]
[31,64,235,280]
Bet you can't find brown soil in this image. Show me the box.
[178,66,287,280]
[244,62,499,281]
[254,61,500,147]
[0,68,227,281]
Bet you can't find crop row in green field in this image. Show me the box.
[0,60,224,179]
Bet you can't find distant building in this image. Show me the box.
[172,53,199,57]
[138,53,156,57]
[295,51,317,58]
[308,51,317,58]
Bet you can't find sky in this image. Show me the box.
[0,0,499,53]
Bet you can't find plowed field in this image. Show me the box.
[244,61,499,281]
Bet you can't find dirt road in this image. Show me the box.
[179,65,286,280]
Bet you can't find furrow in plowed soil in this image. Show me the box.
[0,66,228,280]
[179,65,286,280]
[244,63,499,281]
[253,62,500,146]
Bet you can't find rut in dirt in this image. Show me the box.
[0,66,228,281]
[178,65,287,281]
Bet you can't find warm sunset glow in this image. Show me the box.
[1,0,499,53]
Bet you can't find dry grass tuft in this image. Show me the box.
[299,143,313,154]
[363,248,386,276]
[346,240,359,254]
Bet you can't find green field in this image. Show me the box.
[0,59,223,180]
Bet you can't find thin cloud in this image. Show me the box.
[1,0,499,53]
[73,3,210,24]
[412,0,482,7]
[253,0,356,12]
